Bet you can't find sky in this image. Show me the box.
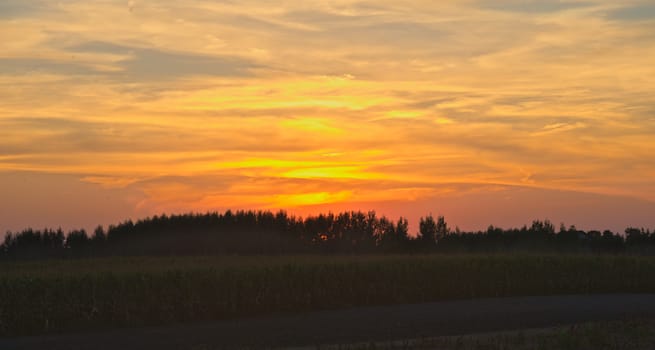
[1,0,654,234]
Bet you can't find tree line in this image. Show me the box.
[2,210,654,259]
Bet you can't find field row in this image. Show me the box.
[1,255,654,337]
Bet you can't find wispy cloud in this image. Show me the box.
[480,0,594,14]
[607,3,655,21]
[69,41,257,79]
[531,122,587,136]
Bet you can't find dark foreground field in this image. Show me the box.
[1,255,655,339]
[2,295,655,349]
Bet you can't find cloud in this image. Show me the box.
[67,41,257,79]
[0,1,43,19]
[481,0,594,14]
[0,116,316,157]
[531,122,587,136]
[0,58,100,76]
[608,4,655,21]
[282,9,448,46]
[1,43,257,85]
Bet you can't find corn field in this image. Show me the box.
[1,254,654,337]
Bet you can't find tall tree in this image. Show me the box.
[419,215,437,247]
[435,215,448,243]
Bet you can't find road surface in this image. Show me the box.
[2,294,655,349]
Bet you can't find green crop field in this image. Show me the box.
[1,254,655,337]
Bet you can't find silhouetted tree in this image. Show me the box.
[419,215,437,248]
[0,210,651,260]
[435,216,448,243]
[92,225,106,244]
[66,229,89,249]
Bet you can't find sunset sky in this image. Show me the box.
[1,0,654,234]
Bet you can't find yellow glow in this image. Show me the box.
[281,118,344,134]
[434,117,455,125]
[385,110,423,119]
[271,191,353,207]
[282,167,379,180]
[217,158,328,170]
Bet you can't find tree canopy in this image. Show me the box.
[1,210,653,260]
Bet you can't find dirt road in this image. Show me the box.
[3,294,655,349]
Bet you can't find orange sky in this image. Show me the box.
[1,0,654,233]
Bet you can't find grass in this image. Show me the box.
[317,319,655,350]
[1,254,655,337]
